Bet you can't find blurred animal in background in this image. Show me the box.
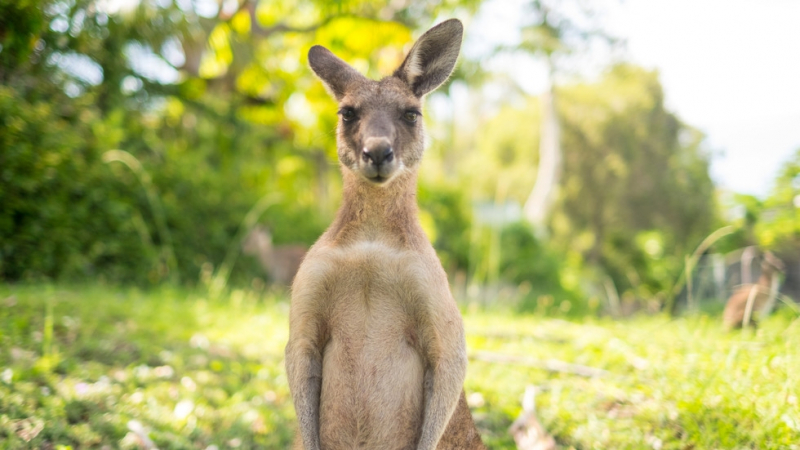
[723,250,785,329]
[509,386,556,450]
[241,225,307,286]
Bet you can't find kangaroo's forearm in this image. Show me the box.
[416,357,467,450]
[286,343,323,450]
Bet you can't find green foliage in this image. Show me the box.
[712,148,800,260]
[756,148,800,251]
[498,222,578,307]
[555,65,717,298]
[0,0,46,74]
[0,86,152,282]
[0,0,722,315]
[418,180,473,272]
[1,0,480,286]
[464,64,718,307]
[466,97,542,202]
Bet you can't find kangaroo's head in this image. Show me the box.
[308,19,463,185]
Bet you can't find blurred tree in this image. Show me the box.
[0,0,481,284]
[514,0,614,231]
[752,148,800,252]
[555,64,716,299]
[0,0,720,309]
[471,64,717,302]
[465,96,542,201]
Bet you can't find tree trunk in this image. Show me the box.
[523,58,561,233]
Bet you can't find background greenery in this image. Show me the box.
[3,0,799,303]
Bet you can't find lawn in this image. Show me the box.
[1,284,798,449]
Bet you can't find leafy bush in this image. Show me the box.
[418,180,472,272]
[0,87,153,282]
[0,84,326,285]
[498,222,584,313]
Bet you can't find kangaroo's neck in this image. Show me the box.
[327,168,425,248]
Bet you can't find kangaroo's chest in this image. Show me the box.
[306,240,431,448]
[313,240,430,335]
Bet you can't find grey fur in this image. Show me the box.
[395,19,463,97]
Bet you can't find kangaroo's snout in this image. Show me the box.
[359,136,398,183]
[363,137,394,166]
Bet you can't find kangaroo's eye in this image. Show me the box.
[403,111,418,123]
[340,108,356,122]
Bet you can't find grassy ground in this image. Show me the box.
[0,284,798,449]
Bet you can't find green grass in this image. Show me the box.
[1,284,798,449]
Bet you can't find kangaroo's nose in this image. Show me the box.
[362,137,394,166]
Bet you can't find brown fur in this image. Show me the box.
[242,226,307,286]
[723,251,784,329]
[285,19,485,450]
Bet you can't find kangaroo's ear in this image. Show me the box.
[395,19,463,97]
[308,45,366,101]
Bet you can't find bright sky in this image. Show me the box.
[466,0,800,198]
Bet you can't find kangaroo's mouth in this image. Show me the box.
[357,160,399,185]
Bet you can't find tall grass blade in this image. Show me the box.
[208,193,282,299]
[103,150,179,283]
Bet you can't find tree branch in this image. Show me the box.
[241,0,341,38]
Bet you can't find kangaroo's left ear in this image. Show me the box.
[394,19,463,98]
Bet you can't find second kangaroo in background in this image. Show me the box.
[723,251,785,329]
[242,225,307,286]
[285,19,485,450]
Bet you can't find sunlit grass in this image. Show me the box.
[0,285,294,449]
[1,284,798,449]
[464,312,800,449]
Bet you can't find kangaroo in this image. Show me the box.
[285,19,485,450]
[242,225,307,286]
[723,251,785,329]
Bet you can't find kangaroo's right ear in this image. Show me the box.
[308,45,365,101]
